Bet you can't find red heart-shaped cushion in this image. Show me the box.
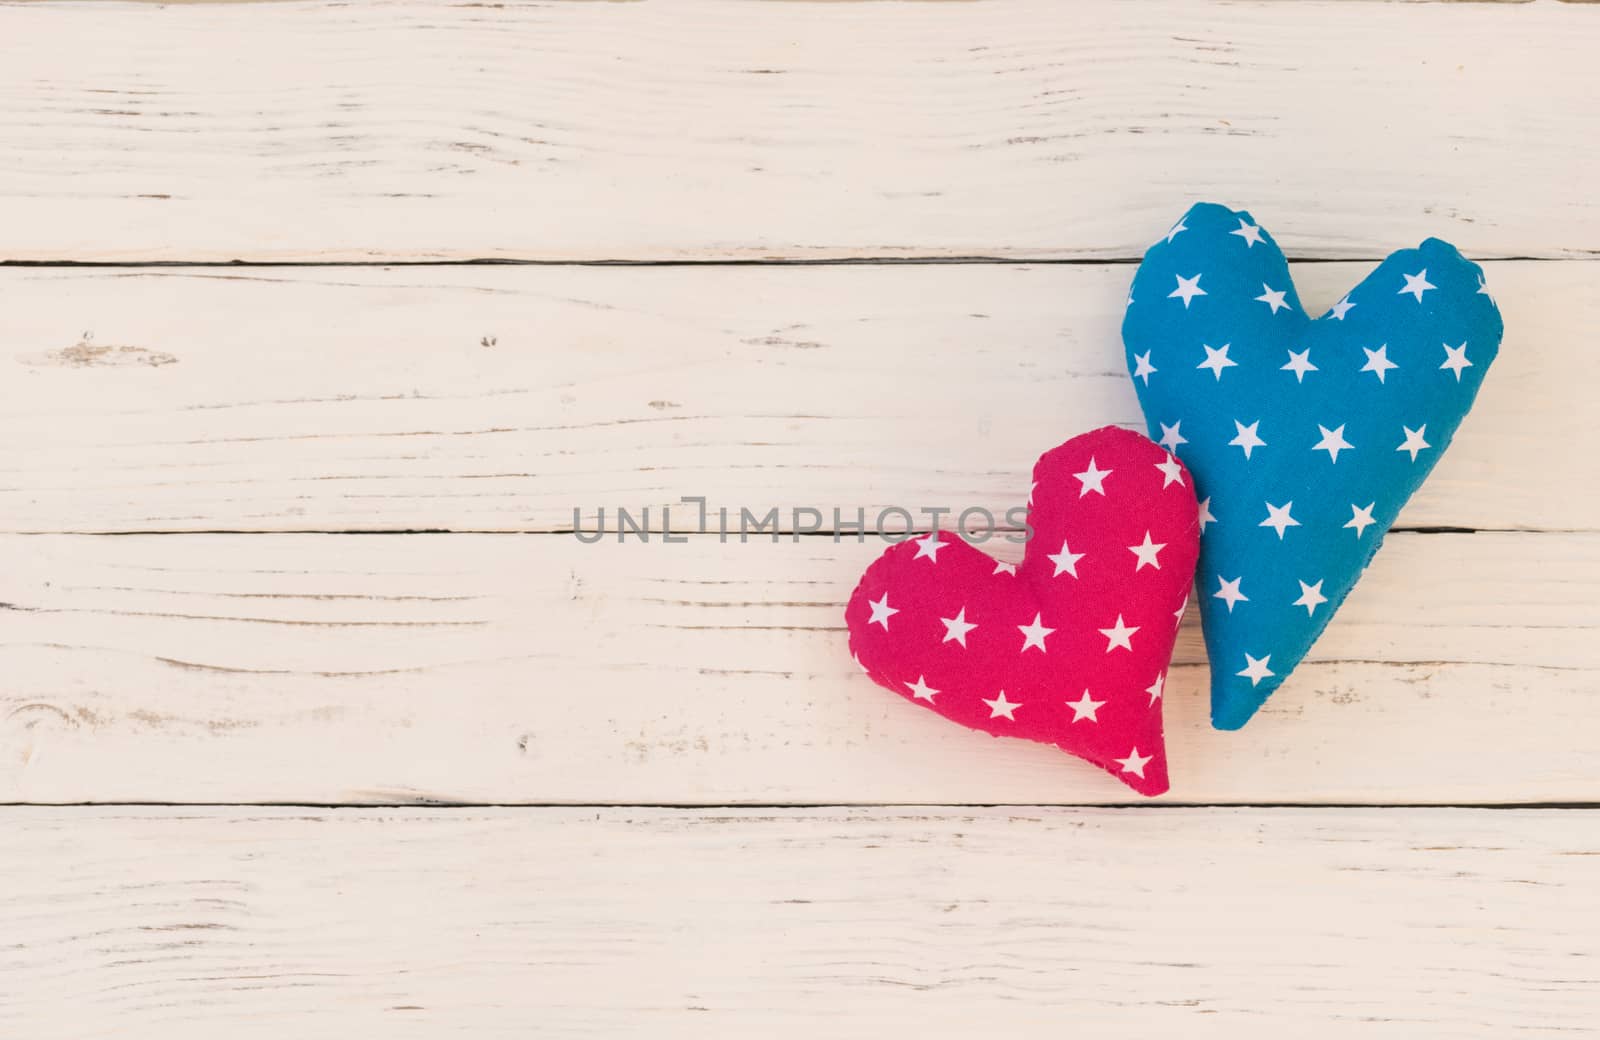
[845,425,1200,796]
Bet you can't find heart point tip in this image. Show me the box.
[1209,696,1266,731]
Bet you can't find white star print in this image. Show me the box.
[906,675,939,702]
[1229,419,1266,460]
[1133,351,1157,385]
[1477,275,1495,306]
[992,560,1017,576]
[1098,614,1139,653]
[1154,454,1185,488]
[1169,273,1207,308]
[1294,579,1328,617]
[1440,342,1473,381]
[1047,540,1085,578]
[1361,344,1398,383]
[1116,747,1153,778]
[1017,612,1055,654]
[867,593,898,629]
[1164,218,1188,244]
[1173,594,1188,627]
[1158,421,1187,453]
[1255,284,1290,315]
[1197,497,1217,531]
[1282,348,1317,382]
[1067,689,1105,723]
[1128,531,1166,571]
[911,532,946,562]
[1074,457,1112,497]
[1399,269,1436,303]
[1197,342,1237,380]
[1312,423,1354,463]
[1396,424,1431,462]
[1260,501,1300,540]
[983,690,1021,720]
[1237,653,1275,687]
[1230,217,1264,247]
[1214,575,1248,612]
[1345,502,1377,538]
[940,607,977,647]
[1145,673,1165,705]
[1328,296,1356,321]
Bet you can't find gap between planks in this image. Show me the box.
[6,801,1600,810]
[0,255,1584,269]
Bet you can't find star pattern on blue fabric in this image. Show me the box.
[1123,203,1503,729]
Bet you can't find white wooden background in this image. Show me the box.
[2,1,1598,1035]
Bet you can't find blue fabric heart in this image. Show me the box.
[1122,203,1503,729]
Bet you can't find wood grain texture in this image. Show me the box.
[3,530,1595,805]
[3,4,1594,1033]
[2,261,1588,534]
[1,0,1598,262]
[2,806,1596,1038]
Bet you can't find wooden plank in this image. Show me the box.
[1,806,1595,1037]
[1,0,1597,261]
[1,261,1588,534]
[3,530,1595,805]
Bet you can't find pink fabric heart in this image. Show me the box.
[845,426,1200,795]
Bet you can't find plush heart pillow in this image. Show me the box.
[1122,203,1503,729]
[844,426,1199,795]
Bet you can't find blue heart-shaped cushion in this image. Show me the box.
[1122,203,1503,729]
